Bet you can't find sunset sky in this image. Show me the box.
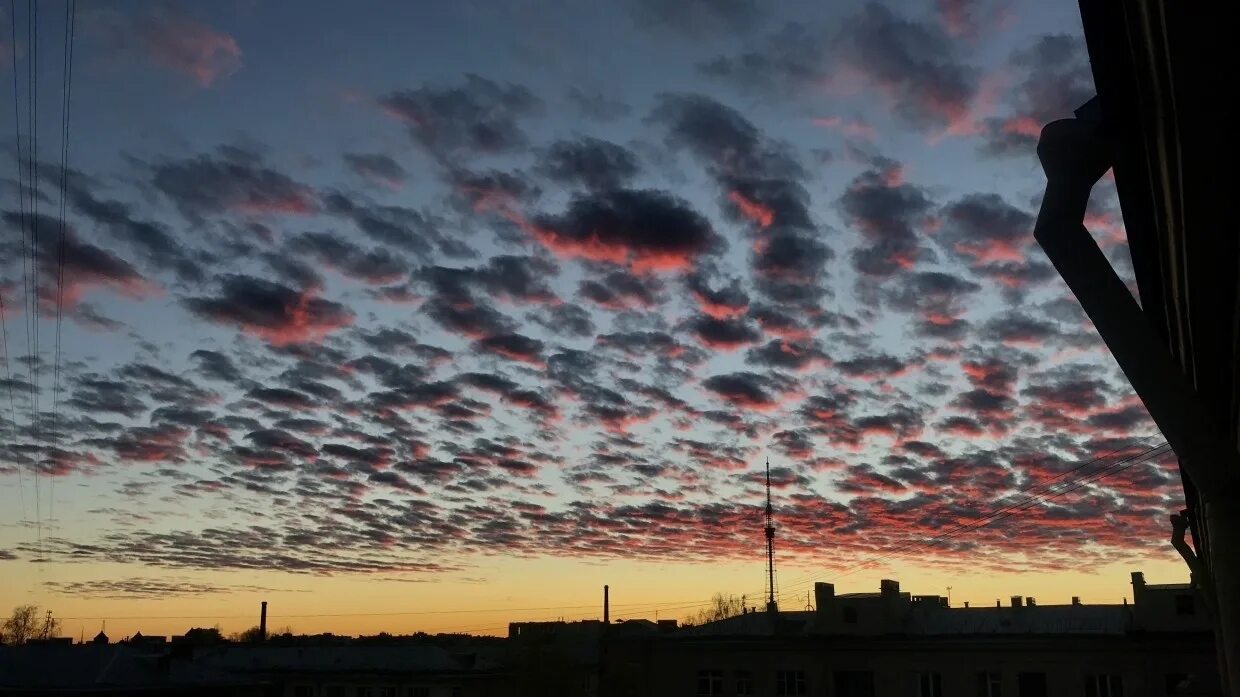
[1,0,1188,640]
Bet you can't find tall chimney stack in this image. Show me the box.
[604,585,610,624]
[259,601,268,642]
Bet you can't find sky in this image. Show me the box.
[0,0,1188,640]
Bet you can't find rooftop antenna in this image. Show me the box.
[764,457,778,614]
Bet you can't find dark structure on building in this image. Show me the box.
[600,572,1219,697]
[1035,1,1239,691]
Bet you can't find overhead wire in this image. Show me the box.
[9,0,40,564]
[48,0,75,536]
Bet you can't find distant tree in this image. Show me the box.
[228,626,265,643]
[182,627,224,644]
[683,593,744,626]
[2,605,59,644]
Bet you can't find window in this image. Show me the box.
[1018,673,1047,697]
[697,669,724,696]
[408,689,430,697]
[843,606,859,624]
[451,688,463,697]
[377,688,397,697]
[977,672,1002,697]
[917,672,943,697]
[293,687,315,697]
[735,670,755,696]
[325,687,346,697]
[357,689,373,697]
[1084,674,1123,697]
[776,670,807,697]
[1176,594,1195,615]
[834,671,876,697]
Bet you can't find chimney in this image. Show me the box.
[814,582,835,616]
[1027,597,1036,607]
[880,579,900,596]
[963,602,970,609]
[1072,596,1081,606]
[604,585,610,624]
[259,601,268,642]
[1010,596,1023,608]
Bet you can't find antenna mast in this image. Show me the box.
[765,457,778,613]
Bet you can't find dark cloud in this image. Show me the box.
[343,152,408,189]
[68,377,147,418]
[46,164,204,282]
[529,189,721,272]
[183,274,354,346]
[323,192,468,260]
[937,194,1040,290]
[698,21,830,97]
[379,74,542,157]
[2,214,154,309]
[189,349,243,383]
[701,371,793,410]
[981,34,1095,156]
[578,270,662,310]
[472,333,545,365]
[537,137,640,191]
[686,315,761,351]
[289,232,406,286]
[528,303,596,338]
[745,339,827,371]
[150,146,317,223]
[836,3,979,132]
[839,159,932,277]
[651,94,803,182]
[882,271,981,339]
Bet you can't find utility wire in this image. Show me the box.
[48,0,75,536]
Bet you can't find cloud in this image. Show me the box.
[702,371,795,410]
[379,74,542,158]
[343,153,408,189]
[103,6,243,87]
[537,137,641,191]
[698,21,831,96]
[2,213,157,308]
[579,270,661,310]
[980,34,1095,156]
[472,333,545,365]
[183,275,354,346]
[528,189,721,273]
[150,147,317,223]
[835,3,980,133]
[686,315,761,351]
[839,159,932,277]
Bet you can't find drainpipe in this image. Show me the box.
[1034,108,1240,695]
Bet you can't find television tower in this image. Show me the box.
[764,457,778,614]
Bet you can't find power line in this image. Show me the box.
[10,0,40,569]
[47,0,75,538]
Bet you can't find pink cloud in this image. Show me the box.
[135,9,243,87]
